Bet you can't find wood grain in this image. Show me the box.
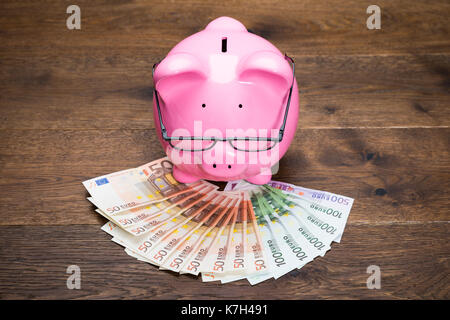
[0,128,448,225]
[1,0,449,55]
[0,223,447,299]
[0,53,449,129]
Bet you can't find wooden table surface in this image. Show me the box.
[0,0,449,300]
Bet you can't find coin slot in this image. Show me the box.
[221,37,227,52]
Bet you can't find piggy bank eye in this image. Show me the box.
[238,104,243,108]
[202,103,206,108]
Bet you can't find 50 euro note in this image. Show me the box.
[108,235,155,264]
[223,195,248,272]
[100,221,158,265]
[112,190,221,265]
[145,192,226,267]
[105,224,172,266]
[197,197,243,280]
[160,195,234,273]
[83,157,200,215]
[179,197,239,276]
[124,247,153,264]
[103,224,168,265]
[204,194,247,283]
[88,183,217,236]
[210,192,270,284]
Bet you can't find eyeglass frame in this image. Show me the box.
[152,54,295,152]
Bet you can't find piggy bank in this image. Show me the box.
[152,16,299,185]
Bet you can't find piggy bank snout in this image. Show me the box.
[200,142,248,178]
[201,161,247,178]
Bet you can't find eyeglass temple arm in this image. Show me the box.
[152,62,169,140]
[278,54,295,142]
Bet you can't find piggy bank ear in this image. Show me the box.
[237,51,292,95]
[153,53,207,102]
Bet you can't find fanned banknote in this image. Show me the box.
[83,157,354,285]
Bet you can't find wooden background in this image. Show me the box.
[0,0,449,299]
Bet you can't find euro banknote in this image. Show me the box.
[84,158,354,285]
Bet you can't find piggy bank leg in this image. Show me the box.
[173,166,201,184]
[245,172,272,185]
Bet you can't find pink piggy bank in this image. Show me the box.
[152,16,299,185]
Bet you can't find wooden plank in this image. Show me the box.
[0,128,448,225]
[0,223,447,299]
[0,52,449,129]
[1,0,449,55]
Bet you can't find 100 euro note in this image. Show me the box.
[266,182,353,243]
[226,180,354,243]
[202,189,299,284]
[216,180,354,285]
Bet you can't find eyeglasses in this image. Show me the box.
[152,54,295,152]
